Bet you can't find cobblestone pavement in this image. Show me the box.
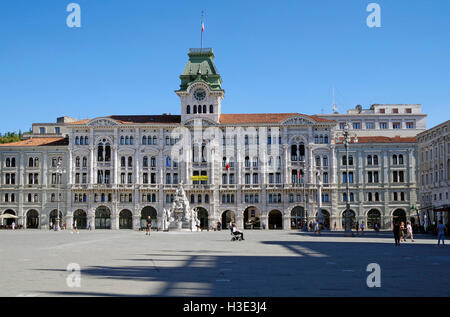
[1,229,449,297]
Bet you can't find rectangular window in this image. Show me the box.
[39,127,46,134]
[379,122,387,129]
[366,122,375,129]
[406,122,415,129]
[55,127,60,134]
[392,108,399,114]
[352,122,361,130]
[393,122,401,129]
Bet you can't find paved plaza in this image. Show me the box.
[0,229,449,297]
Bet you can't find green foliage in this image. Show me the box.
[0,130,23,144]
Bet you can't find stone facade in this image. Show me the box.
[417,120,450,226]
[0,48,426,231]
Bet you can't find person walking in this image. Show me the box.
[333,221,337,231]
[314,220,320,236]
[393,222,401,246]
[360,221,365,236]
[72,220,78,234]
[196,218,201,232]
[437,220,446,246]
[11,221,16,230]
[405,221,414,242]
[400,221,407,242]
[146,216,152,236]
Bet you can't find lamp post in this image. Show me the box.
[336,122,358,237]
[55,158,66,231]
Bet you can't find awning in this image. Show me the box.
[0,214,19,219]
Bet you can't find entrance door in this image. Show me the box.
[119,210,133,229]
[291,206,304,229]
[221,211,235,229]
[95,206,111,229]
[269,210,282,229]
[197,208,209,230]
[27,210,39,229]
[73,210,87,229]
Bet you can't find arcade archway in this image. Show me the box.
[291,206,305,229]
[73,209,87,229]
[141,206,157,228]
[367,209,381,229]
[393,209,406,225]
[26,210,39,229]
[196,207,209,230]
[95,206,111,229]
[2,209,16,226]
[269,210,283,230]
[244,206,261,229]
[119,209,133,229]
[221,210,235,229]
[341,209,356,229]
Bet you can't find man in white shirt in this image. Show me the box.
[232,223,244,240]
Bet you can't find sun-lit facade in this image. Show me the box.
[0,48,427,231]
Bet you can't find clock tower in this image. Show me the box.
[176,48,224,123]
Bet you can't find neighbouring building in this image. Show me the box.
[0,48,427,230]
[417,120,450,227]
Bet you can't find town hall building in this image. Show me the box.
[0,48,427,231]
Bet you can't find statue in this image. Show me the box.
[162,208,170,231]
[170,182,191,230]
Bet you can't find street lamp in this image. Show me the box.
[55,158,66,231]
[336,122,358,237]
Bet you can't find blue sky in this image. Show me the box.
[0,0,449,133]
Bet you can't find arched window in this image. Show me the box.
[121,156,125,167]
[152,136,157,145]
[193,105,197,114]
[205,194,209,203]
[198,105,202,113]
[399,155,404,165]
[152,193,156,202]
[350,193,354,202]
[316,156,321,167]
[323,156,328,167]
[75,136,79,145]
[75,157,80,167]
[315,135,319,144]
[130,136,134,145]
[29,157,34,167]
[11,158,15,167]
[142,136,147,145]
[348,155,353,166]
[343,193,347,202]
[393,155,398,165]
[210,104,213,113]
[342,155,347,166]
[373,155,379,165]
[105,144,111,162]
[125,136,129,145]
[186,105,190,114]
[6,158,10,167]
[203,105,206,113]
[85,136,89,145]
[245,156,250,168]
[120,136,124,145]
[190,194,195,204]
[80,136,84,145]
[128,157,132,167]
[367,155,372,165]
[143,156,148,168]
[324,135,329,144]
[82,157,87,167]
[198,194,202,203]
[319,135,324,144]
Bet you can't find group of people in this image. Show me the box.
[393,221,415,246]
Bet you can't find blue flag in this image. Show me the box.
[166,156,171,167]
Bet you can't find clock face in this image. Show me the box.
[193,88,206,101]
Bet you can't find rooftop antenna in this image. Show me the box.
[332,84,338,114]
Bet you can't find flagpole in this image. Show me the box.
[200,13,202,52]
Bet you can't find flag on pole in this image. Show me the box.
[166,156,171,167]
[225,158,230,171]
[201,22,205,32]
[298,169,303,183]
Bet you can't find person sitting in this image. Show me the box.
[232,223,244,240]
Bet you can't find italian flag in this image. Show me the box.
[225,158,230,171]
[201,22,205,32]
[299,169,302,183]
